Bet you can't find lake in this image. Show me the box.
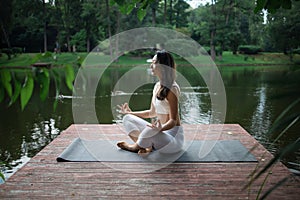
[0,63,299,181]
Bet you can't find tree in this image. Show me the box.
[0,0,13,48]
[265,1,300,54]
[81,0,101,52]
[56,0,82,52]
[188,0,265,56]
[42,0,48,52]
[173,0,190,28]
[254,0,300,13]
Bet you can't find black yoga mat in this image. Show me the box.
[57,138,257,163]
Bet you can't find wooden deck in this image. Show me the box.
[0,124,299,199]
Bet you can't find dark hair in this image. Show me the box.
[156,50,176,100]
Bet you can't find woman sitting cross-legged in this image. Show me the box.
[117,50,184,156]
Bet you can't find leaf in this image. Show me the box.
[9,79,22,106]
[39,69,50,101]
[0,172,5,182]
[20,75,34,111]
[259,176,289,200]
[267,98,300,135]
[137,8,147,21]
[114,0,125,6]
[64,64,75,91]
[0,70,12,97]
[253,137,300,181]
[126,3,135,15]
[51,70,61,111]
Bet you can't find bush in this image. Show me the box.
[12,47,23,54]
[0,47,23,60]
[238,45,262,55]
[201,46,222,56]
[70,30,87,52]
[292,48,300,54]
[0,48,13,59]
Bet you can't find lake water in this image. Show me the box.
[0,64,300,181]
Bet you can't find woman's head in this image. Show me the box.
[151,50,176,100]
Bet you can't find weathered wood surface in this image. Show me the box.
[0,124,299,199]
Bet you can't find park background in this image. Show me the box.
[0,0,300,184]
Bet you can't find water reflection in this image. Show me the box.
[29,118,60,150]
[250,85,272,145]
[180,88,211,124]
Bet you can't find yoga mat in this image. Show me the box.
[57,138,257,163]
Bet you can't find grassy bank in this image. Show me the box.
[0,51,299,68]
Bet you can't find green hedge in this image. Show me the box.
[0,47,23,60]
[238,45,262,55]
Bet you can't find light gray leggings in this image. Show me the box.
[123,114,184,153]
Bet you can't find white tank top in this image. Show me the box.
[152,82,180,114]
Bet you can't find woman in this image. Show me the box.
[117,50,184,156]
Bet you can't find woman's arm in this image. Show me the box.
[129,102,156,119]
[119,102,156,119]
[119,82,158,119]
[160,88,179,131]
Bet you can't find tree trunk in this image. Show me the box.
[210,0,216,61]
[115,10,120,62]
[210,31,216,61]
[67,35,71,52]
[0,21,11,48]
[106,0,113,60]
[152,6,156,26]
[86,36,90,52]
[164,0,167,25]
[169,0,173,25]
[44,23,47,52]
[43,0,48,52]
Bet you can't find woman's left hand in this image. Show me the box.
[147,119,162,131]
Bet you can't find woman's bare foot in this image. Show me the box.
[117,141,139,153]
[138,147,152,157]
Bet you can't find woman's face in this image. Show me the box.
[150,54,161,77]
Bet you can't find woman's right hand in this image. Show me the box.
[117,103,132,114]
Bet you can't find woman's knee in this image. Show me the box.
[123,114,135,123]
[123,114,139,136]
[139,127,160,139]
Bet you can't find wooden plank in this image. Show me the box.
[0,124,299,199]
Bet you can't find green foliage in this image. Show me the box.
[202,46,223,56]
[31,52,53,64]
[9,77,21,106]
[51,69,61,111]
[1,49,13,60]
[70,30,87,52]
[112,0,156,21]
[246,98,300,199]
[35,68,50,101]
[0,61,75,110]
[292,48,300,54]
[0,173,4,182]
[64,64,75,91]
[238,45,262,55]
[254,0,300,13]
[20,74,34,111]
[0,70,12,97]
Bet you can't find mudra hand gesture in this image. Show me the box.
[147,119,162,131]
[118,103,132,114]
